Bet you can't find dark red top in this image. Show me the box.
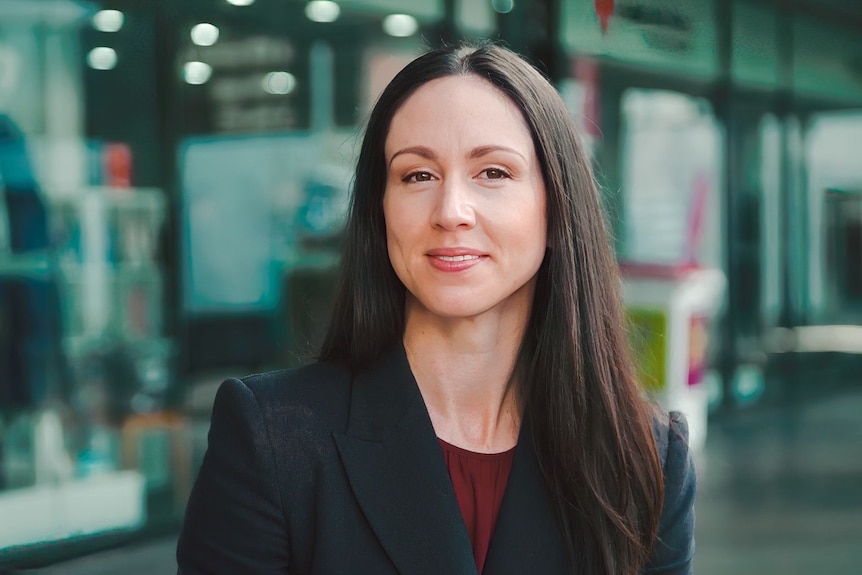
[438,438,516,574]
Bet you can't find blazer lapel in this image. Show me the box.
[483,418,571,574]
[333,344,477,575]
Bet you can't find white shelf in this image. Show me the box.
[49,186,165,214]
[58,262,162,282]
[62,335,173,359]
[0,251,53,279]
[0,470,146,551]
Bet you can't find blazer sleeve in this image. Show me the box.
[644,411,697,575]
[177,377,290,574]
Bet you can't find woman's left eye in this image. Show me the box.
[480,168,510,180]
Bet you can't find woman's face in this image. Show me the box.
[383,74,547,322]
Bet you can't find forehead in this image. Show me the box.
[385,75,533,154]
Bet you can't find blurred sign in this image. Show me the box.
[180,134,320,313]
[180,36,306,133]
[627,307,667,391]
[594,0,614,34]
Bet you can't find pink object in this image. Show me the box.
[104,142,132,188]
[575,57,601,137]
[687,316,708,386]
[683,172,710,266]
[619,260,698,279]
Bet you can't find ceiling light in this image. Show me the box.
[383,14,419,37]
[226,0,255,6]
[191,23,220,47]
[305,1,340,23]
[92,9,124,32]
[87,47,117,70]
[262,71,297,95]
[183,61,213,85]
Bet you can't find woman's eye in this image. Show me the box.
[481,168,510,180]
[403,171,433,183]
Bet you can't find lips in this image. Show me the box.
[426,248,484,257]
[426,248,486,272]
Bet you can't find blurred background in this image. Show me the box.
[0,0,859,573]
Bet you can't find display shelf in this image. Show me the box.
[622,267,725,454]
[0,251,53,279]
[58,262,162,283]
[0,470,146,550]
[46,187,167,344]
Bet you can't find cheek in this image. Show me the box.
[539,210,548,245]
[384,190,424,238]
[382,191,396,232]
[516,195,548,250]
[383,196,413,268]
[383,197,402,247]
[535,187,549,248]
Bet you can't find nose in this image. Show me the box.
[431,177,475,230]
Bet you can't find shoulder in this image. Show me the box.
[654,410,696,524]
[241,359,352,405]
[664,412,692,476]
[179,361,351,572]
[645,409,697,573]
[650,410,691,467]
[215,359,353,436]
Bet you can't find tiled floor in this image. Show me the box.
[37,388,862,575]
[693,390,862,575]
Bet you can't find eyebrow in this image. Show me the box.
[388,145,527,167]
[388,146,437,167]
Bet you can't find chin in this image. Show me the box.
[426,302,485,320]
[407,292,486,320]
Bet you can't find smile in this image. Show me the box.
[435,255,480,262]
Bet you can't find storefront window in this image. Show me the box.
[807,112,862,323]
[0,0,496,560]
[619,88,722,268]
[1,1,165,553]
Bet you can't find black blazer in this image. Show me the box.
[177,344,696,574]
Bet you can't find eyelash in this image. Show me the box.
[480,167,512,180]
[401,167,512,183]
[402,171,434,183]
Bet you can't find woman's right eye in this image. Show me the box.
[402,171,434,183]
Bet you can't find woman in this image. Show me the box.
[177,43,695,575]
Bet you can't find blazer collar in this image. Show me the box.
[333,343,570,574]
[338,342,425,442]
[333,343,477,574]
[483,417,571,574]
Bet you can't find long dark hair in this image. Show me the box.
[320,42,663,575]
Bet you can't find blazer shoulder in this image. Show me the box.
[234,359,353,433]
[241,359,351,393]
[645,409,696,574]
[650,409,690,470]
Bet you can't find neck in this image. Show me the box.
[403,302,526,453]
